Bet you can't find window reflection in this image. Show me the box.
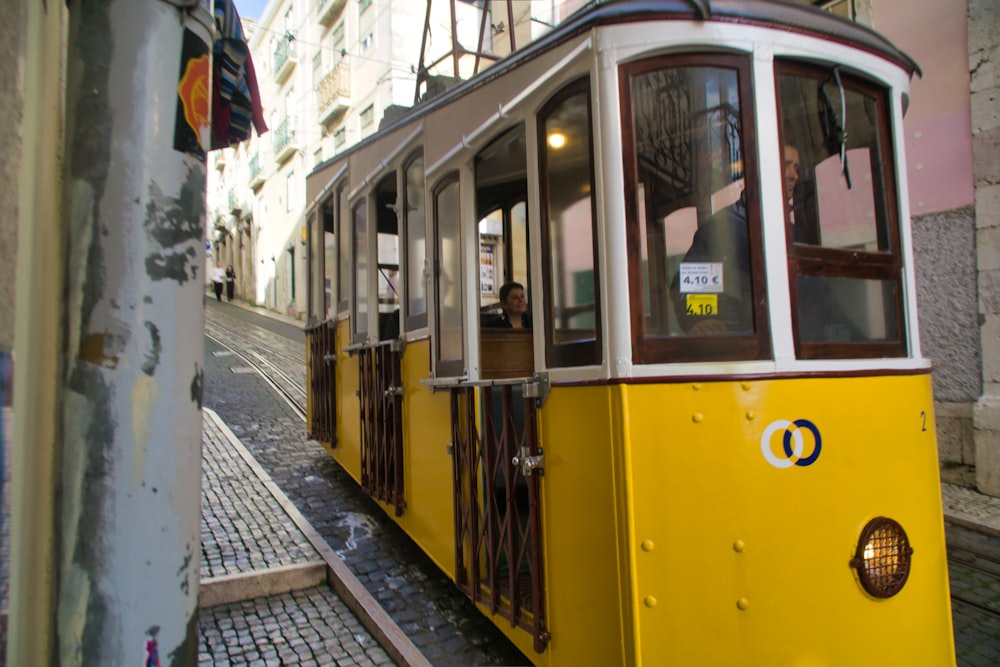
[632,65,755,336]
[404,155,427,330]
[435,177,463,373]
[778,73,891,252]
[540,80,601,366]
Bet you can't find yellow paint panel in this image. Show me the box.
[393,339,456,576]
[528,385,630,667]
[624,375,954,666]
[333,321,362,482]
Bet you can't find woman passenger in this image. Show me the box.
[485,281,532,329]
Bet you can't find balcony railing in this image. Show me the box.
[317,0,347,27]
[273,116,298,163]
[248,153,264,189]
[273,36,297,83]
[317,61,351,125]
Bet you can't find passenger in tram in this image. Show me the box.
[484,282,533,329]
[784,140,820,245]
[670,197,755,336]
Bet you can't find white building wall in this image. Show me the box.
[205,0,565,318]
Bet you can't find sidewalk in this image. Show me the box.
[942,481,1000,537]
[199,407,429,666]
[0,405,429,666]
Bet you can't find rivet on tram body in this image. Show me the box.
[745,411,755,421]
[644,596,658,608]
[692,383,702,391]
[733,540,745,553]
[641,540,655,552]
[736,598,749,610]
[741,382,752,391]
[692,413,704,423]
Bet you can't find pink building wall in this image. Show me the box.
[874,0,975,215]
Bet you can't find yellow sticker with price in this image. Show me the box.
[685,294,718,316]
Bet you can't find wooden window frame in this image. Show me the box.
[775,60,906,359]
[537,77,603,369]
[402,150,428,332]
[620,53,771,364]
[432,172,465,377]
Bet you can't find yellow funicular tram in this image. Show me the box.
[304,1,956,664]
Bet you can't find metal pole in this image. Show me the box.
[53,1,212,663]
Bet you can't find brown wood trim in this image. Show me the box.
[538,365,933,388]
[432,172,466,378]
[402,150,429,333]
[775,60,906,359]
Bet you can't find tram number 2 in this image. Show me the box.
[686,294,718,316]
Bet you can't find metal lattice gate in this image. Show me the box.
[451,384,548,653]
[306,320,336,445]
[358,344,405,515]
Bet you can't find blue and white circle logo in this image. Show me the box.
[760,419,822,468]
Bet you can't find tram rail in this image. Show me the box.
[204,314,307,420]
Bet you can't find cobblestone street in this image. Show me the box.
[202,301,530,666]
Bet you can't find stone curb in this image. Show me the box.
[203,408,432,667]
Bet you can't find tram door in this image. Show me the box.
[358,173,405,515]
[450,124,548,651]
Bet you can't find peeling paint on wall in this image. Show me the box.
[144,168,206,285]
[131,374,160,487]
[190,365,203,409]
[142,321,161,376]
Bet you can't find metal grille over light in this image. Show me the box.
[851,517,913,598]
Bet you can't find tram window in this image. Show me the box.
[374,173,400,340]
[403,154,427,331]
[621,55,770,363]
[337,181,350,313]
[433,174,464,376]
[323,202,335,320]
[474,124,529,322]
[776,62,905,358]
[352,199,369,344]
[777,69,893,252]
[538,78,601,368]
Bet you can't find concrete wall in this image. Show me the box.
[912,206,981,486]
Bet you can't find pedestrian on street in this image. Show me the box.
[225,264,236,302]
[212,262,225,302]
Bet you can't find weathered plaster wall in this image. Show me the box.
[912,206,982,403]
[912,206,981,486]
[969,0,1000,494]
[0,0,26,356]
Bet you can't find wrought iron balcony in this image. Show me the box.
[317,61,351,125]
[273,36,297,83]
[248,153,264,189]
[273,116,298,163]
[317,0,347,27]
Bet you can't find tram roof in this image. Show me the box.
[307,0,919,188]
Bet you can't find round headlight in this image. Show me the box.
[850,517,912,598]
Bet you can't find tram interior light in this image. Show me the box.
[547,132,567,149]
[850,517,912,598]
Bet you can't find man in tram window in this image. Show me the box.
[484,281,532,329]
[669,197,755,336]
[784,138,820,245]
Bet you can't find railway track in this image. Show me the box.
[204,311,308,419]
